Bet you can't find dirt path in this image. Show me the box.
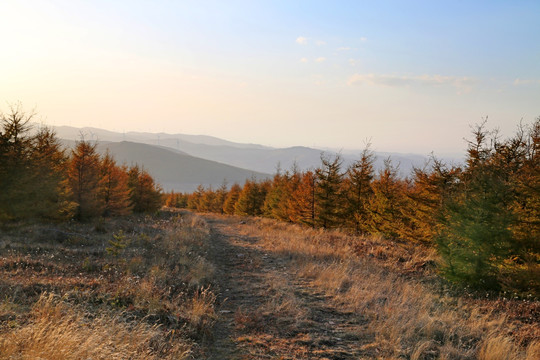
[204,214,372,360]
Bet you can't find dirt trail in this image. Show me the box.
[204,214,372,360]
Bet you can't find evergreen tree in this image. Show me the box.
[501,119,540,293]
[315,154,344,229]
[344,146,374,234]
[437,123,516,289]
[0,104,35,220]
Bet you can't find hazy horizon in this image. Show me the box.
[1,1,538,155]
[39,122,465,159]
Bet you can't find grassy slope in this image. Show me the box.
[225,215,539,359]
[0,210,216,359]
[0,211,538,359]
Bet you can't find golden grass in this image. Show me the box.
[183,286,217,337]
[236,216,539,360]
[0,293,191,360]
[0,210,217,359]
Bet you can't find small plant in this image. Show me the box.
[81,256,98,272]
[106,230,128,257]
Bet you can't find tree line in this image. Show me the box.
[0,104,163,222]
[168,118,539,296]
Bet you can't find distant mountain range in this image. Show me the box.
[59,139,269,192]
[51,125,458,192]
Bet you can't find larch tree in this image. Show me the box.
[404,157,461,243]
[289,170,317,227]
[214,181,229,214]
[263,171,291,221]
[68,139,104,220]
[235,178,265,216]
[30,127,75,220]
[100,152,132,216]
[199,186,217,212]
[187,184,205,210]
[127,165,163,213]
[223,183,241,214]
[367,158,408,238]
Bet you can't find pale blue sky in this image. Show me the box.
[1,0,539,155]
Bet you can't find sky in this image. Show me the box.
[1,0,539,156]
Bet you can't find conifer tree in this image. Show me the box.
[0,104,35,220]
[344,146,374,234]
[367,158,408,238]
[289,170,316,227]
[165,191,188,208]
[127,165,163,213]
[200,186,217,212]
[223,183,241,214]
[501,119,540,293]
[214,181,228,214]
[100,152,132,216]
[165,191,179,207]
[30,127,75,220]
[315,154,344,228]
[263,171,291,221]
[405,157,461,243]
[68,139,104,220]
[235,178,265,216]
[437,123,516,289]
[187,184,205,210]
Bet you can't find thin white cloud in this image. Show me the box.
[348,73,474,90]
[296,36,307,45]
[338,47,351,51]
[348,58,357,66]
[316,40,326,46]
[360,37,368,42]
[513,78,540,85]
[299,57,308,63]
[315,57,326,63]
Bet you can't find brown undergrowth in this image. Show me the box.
[0,209,216,359]
[232,216,539,360]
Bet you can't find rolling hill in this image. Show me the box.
[61,139,269,192]
[52,125,447,177]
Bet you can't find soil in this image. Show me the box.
[203,214,375,360]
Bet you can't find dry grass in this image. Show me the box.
[235,216,539,360]
[0,210,217,359]
[0,293,191,360]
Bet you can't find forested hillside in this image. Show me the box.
[0,105,163,222]
[174,118,540,296]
